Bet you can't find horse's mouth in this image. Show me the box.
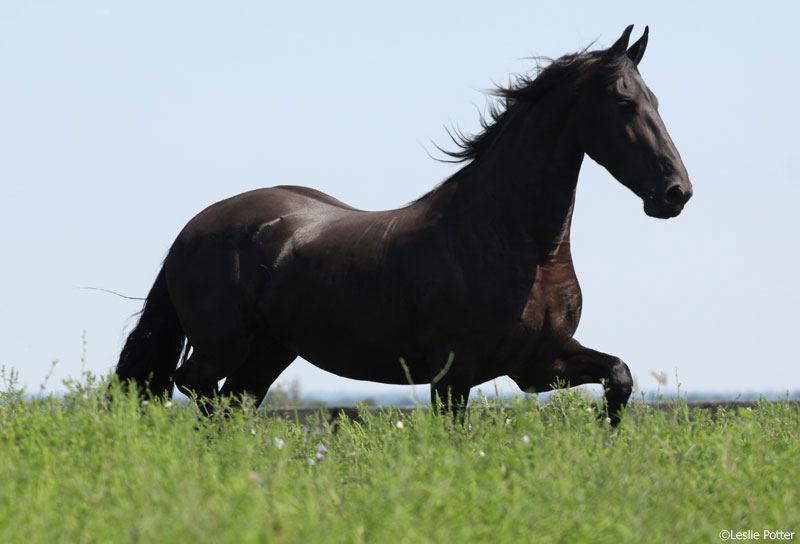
[643,200,684,219]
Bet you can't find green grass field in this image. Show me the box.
[1,375,797,543]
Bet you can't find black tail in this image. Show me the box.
[115,265,185,398]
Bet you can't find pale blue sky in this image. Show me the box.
[1,2,798,396]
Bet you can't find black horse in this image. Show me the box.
[116,26,691,423]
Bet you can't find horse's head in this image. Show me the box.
[575,25,692,219]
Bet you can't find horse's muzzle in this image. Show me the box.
[644,181,693,219]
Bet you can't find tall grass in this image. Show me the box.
[0,376,797,543]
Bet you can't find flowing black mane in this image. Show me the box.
[440,49,629,163]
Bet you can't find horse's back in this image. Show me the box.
[272,185,361,211]
[176,186,354,239]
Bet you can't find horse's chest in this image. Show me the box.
[519,262,582,349]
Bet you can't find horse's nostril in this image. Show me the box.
[665,185,686,206]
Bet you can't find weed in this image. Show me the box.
[0,377,797,543]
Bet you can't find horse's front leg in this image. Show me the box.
[510,338,633,425]
[429,355,474,422]
[430,377,471,417]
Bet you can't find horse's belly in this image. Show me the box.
[284,327,434,386]
[265,283,429,384]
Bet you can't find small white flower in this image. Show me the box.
[250,429,256,435]
[605,417,612,424]
[140,400,149,407]
[395,421,404,429]
[477,450,486,457]
[273,438,285,449]
[521,435,530,444]
[164,401,174,408]
[316,452,324,460]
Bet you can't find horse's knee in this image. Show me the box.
[607,358,633,402]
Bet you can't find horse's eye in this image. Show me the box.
[617,99,636,110]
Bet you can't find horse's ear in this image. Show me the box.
[626,26,649,65]
[608,25,634,56]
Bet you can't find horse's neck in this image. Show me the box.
[436,97,583,262]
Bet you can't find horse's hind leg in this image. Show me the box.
[174,338,251,416]
[219,336,297,409]
[509,338,633,426]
